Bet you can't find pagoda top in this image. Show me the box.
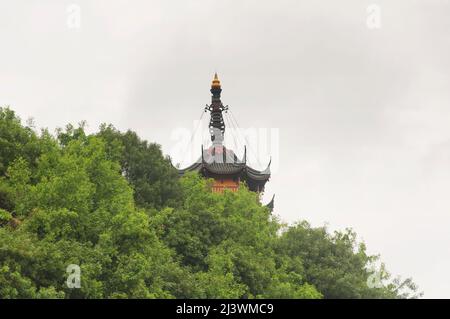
[178,74,272,193]
[211,73,221,89]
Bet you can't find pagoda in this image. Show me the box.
[178,74,274,210]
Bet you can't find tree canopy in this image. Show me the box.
[0,107,421,299]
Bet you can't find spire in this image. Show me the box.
[210,72,222,104]
[206,73,227,145]
[211,72,221,89]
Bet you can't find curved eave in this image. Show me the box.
[265,194,275,212]
[178,161,246,176]
[177,158,203,176]
[245,165,271,182]
[203,163,245,175]
[177,150,272,184]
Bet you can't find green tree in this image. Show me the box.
[97,124,182,210]
[0,107,43,176]
[0,123,184,298]
[0,107,420,299]
[276,221,421,298]
[157,173,322,298]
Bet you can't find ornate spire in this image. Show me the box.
[206,73,227,144]
[211,72,221,89]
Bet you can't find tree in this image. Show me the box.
[0,122,185,298]
[0,106,421,299]
[157,173,322,298]
[0,107,44,176]
[97,124,182,210]
[275,221,422,298]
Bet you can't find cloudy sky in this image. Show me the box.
[1,0,450,298]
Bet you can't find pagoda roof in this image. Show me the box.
[178,145,271,184]
[265,194,275,212]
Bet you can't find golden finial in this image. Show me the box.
[211,72,221,88]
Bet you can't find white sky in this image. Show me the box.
[1,0,449,298]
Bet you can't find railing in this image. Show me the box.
[211,185,239,193]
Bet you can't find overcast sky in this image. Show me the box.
[1,0,450,298]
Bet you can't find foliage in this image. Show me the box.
[0,107,42,176]
[0,106,421,298]
[275,222,422,299]
[96,124,182,210]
